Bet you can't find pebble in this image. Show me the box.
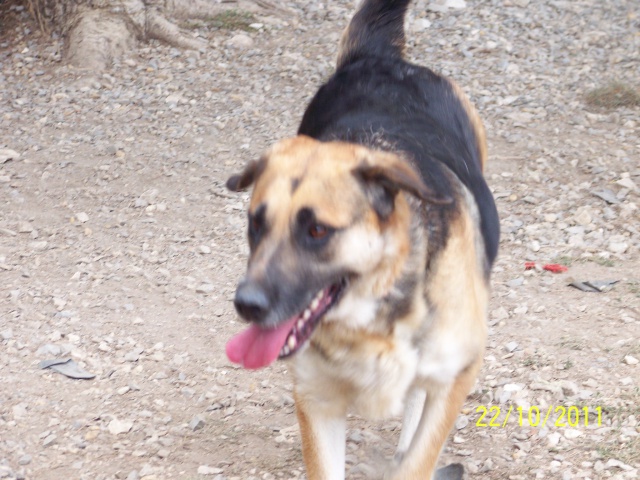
[505,341,519,352]
[623,355,638,365]
[196,283,215,294]
[189,415,206,431]
[76,212,89,223]
[108,419,134,435]
[197,466,223,475]
[226,34,254,49]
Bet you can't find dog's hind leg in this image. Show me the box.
[294,390,347,480]
[394,387,427,463]
[386,357,482,480]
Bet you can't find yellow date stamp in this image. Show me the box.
[476,405,602,428]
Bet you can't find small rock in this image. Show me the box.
[605,458,632,470]
[427,0,466,12]
[36,343,62,356]
[43,433,57,447]
[506,277,524,288]
[491,307,509,321]
[0,148,20,163]
[165,94,183,104]
[563,429,583,439]
[1,329,13,340]
[560,380,579,397]
[547,432,561,447]
[0,466,14,478]
[18,454,32,465]
[126,471,140,480]
[197,465,223,475]
[196,283,215,294]
[76,212,89,223]
[108,418,133,435]
[190,415,206,431]
[573,208,592,226]
[199,245,211,254]
[592,189,620,204]
[17,221,33,233]
[124,348,144,362]
[455,415,469,430]
[616,177,638,191]
[505,341,519,352]
[608,241,628,254]
[624,355,638,365]
[412,18,432,32]
[226,34,254,49]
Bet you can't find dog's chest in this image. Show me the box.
[295,329,419,419]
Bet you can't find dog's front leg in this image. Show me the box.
[386,358,482,480]
[394,387,427,462]
[294,389,347,480]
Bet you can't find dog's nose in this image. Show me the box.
[234,281,270,323]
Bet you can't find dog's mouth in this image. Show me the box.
[226,279,346,369]
[278,280,345,359]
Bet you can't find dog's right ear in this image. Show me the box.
[226,157,267,192]
[353,151,452,220]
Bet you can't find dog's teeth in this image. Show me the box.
[310,298,320,311]
[297,319,305,329]
[315,290,324,301]
[303,309,311,320]
[288,335,297,350]
[282,345,290,356]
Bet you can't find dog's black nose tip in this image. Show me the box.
[234,281,269,323]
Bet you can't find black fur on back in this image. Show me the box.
[298,0,499,269]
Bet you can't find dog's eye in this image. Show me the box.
[248,204,267,249]
[308,223,329,239]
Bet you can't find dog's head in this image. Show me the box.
[225,136,450,369]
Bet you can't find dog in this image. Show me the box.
[224,0,499,478]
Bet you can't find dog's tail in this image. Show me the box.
[337,0,411,69]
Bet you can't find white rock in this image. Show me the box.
[563,429,583,439]
[547,432,561,447]
[197,465,223,475]
[165,94,183,104]
[427,0,466,12]
[0,148,20,163]
[624,355,638,365]
[412,18,432,32]
[108,419,133,435]
[616,177,638,191]
[608,242,628,254]
[76,212,89,223]
[227,34,254,49]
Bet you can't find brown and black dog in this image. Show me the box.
[225,0,499,478]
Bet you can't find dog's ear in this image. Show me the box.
[353,152,452,219]
[226,157,267,192]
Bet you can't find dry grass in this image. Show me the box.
[585,82,640,109]
[180,10,256,31]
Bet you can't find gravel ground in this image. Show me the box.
[1,0,639,479]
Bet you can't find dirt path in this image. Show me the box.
[1,1,638,479]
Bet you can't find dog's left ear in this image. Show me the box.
[226,157,267,192]
[353,153,452,219]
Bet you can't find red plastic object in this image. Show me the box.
[524,262,536,270]
[542,263,568,273]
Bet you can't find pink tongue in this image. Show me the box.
[226,315,299,369]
